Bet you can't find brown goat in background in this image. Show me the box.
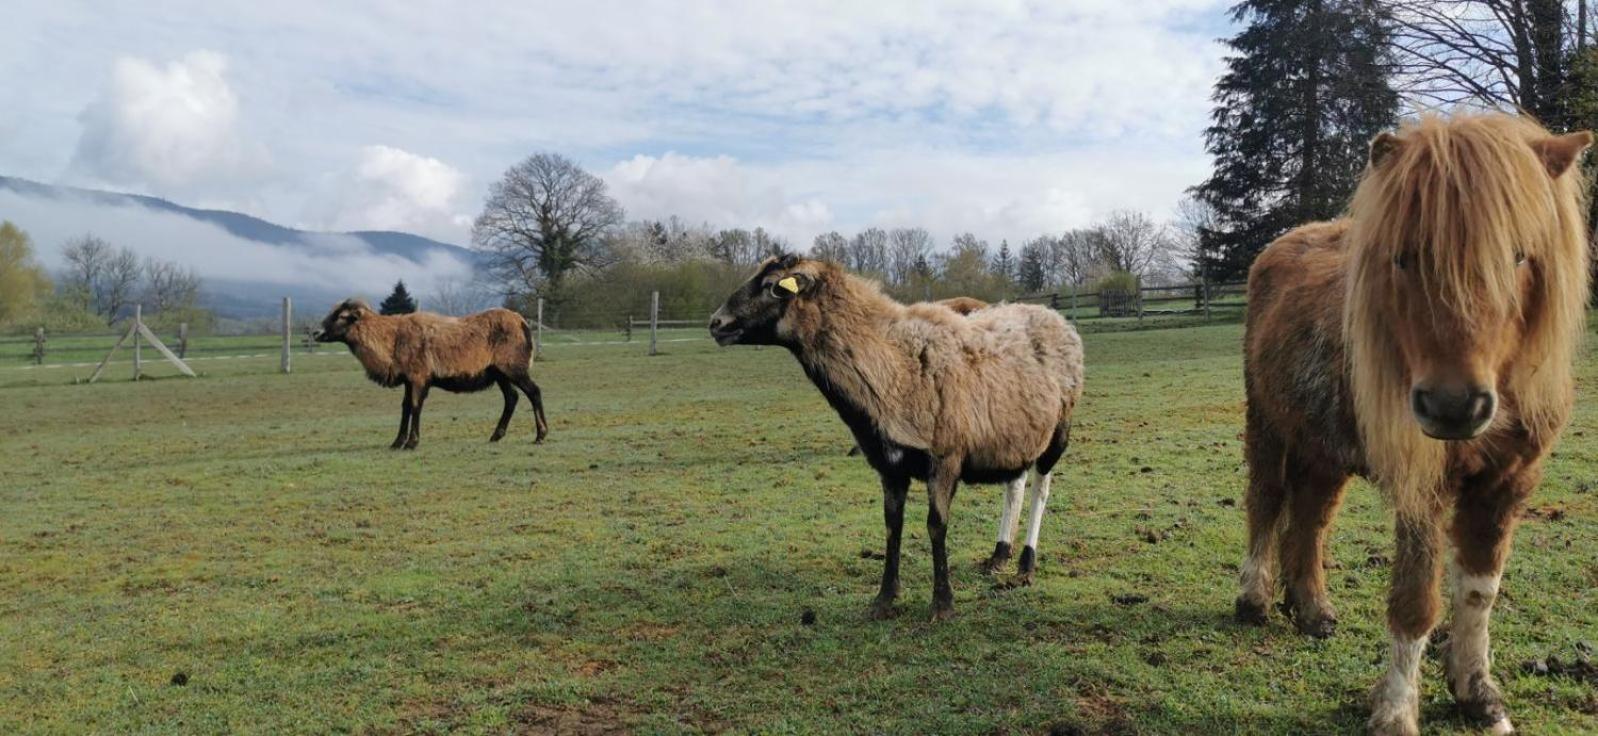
[314,299,548,450]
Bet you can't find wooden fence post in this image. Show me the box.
[281,297,292,374]
[535,298,544,360]
[626,315,633,342]
[132,305,143,380]
[1070,285,1079,321]
[33,327,45,365]
[649,291,660,356]
[177,322,189,358]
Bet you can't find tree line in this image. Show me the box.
[465,153,1198,328]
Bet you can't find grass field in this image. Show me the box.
[2,324,1595,734]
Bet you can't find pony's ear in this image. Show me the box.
[1368,132,1402,167]
[1531,131,1594,178]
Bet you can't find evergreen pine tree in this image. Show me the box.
[991,240,1015,284]
[1017,239,1049,294]
[380,280,419,315]
[1192,0,1397,281]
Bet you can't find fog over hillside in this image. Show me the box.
[0,176,478,318]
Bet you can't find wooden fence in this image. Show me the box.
[1014,280,1248,322]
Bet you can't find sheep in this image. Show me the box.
[312,299,548,450]
[709,255,1084,620]
[846,296,987,458]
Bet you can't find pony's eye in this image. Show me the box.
[1392,253,1410,271]
[1515,251,1528,266]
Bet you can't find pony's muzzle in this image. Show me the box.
[1411,386,1495,440]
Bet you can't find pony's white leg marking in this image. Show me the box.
[1369,634,1427,736]
[1449,564,1512,734]
[1022,471,1053,551]
[1238,545,1275,607]
[996,473,1027,545]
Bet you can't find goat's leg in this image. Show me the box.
[390,384,413,449]
[1445,466,1536,735]
[869,472,910,620]
[490,376,517,442]
[927,457,961,621]
[514,373,549,444]
[980,472,1027,575]
[1368,506,1447,736]
[403,381,429,450]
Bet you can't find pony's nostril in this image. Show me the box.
[1467,391,1495,423]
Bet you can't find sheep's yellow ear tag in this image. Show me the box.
[777,276,800,294]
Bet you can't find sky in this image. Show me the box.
[1,0,1234,265]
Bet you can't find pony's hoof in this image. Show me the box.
[867,599,898,621]
[1450,671,1511,732]
[1294,613,1337,639]
[1234,597,1269,626]
[1365,713,1419,736]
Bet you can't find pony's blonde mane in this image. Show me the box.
[1345,112,1590,519]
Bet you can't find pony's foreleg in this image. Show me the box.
[1445,469,1536,735]
[1369,510,1447,736]
[980,472,1027,574]
[1277,461,1350,638]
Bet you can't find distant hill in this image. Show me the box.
[0,176,482,319]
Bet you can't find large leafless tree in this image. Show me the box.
[1388,0,1588,125]
[887,227,934,285]
[472,153,625,301]
[61,234,140,323]
[143,257,201,314]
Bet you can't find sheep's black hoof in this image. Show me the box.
[867,598,899,621]
[977,542,1012,575]
[928,603,956,622]
[402,440,418,451]
[489,432,505,443]
[994,572,1032,590]
[534,432,548,445]
[1234,597,1269,626]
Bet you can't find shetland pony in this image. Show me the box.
[1236,114,1590,735]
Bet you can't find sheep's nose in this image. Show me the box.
[708,315,731,332]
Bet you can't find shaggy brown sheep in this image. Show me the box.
[313,299,548,450]
[710,256,1084,620]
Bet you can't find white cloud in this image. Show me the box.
[605,153,832,239]
[311,145,471,242]
[68,51,269,193]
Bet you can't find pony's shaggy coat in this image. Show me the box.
[315,300,548,449]
[710,257,1083,618]
[1238,113,1590,736]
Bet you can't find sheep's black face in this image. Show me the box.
[313,300,367,343]
[709,255,810,346]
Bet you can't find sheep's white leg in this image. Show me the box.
[1447,564,1513,734]
[1013,471,1052,584]
[980,472,1028,573]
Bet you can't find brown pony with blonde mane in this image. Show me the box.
[1236,113,1590,736]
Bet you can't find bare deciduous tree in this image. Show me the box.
[1387,0,1582,124]
[143,257,201,314]
[887,227,934,285]
[1095,211,1178,279]
[61,234,140,323]
[472,153,625,302]
[847,227,889,276]
[811,231,849,262]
